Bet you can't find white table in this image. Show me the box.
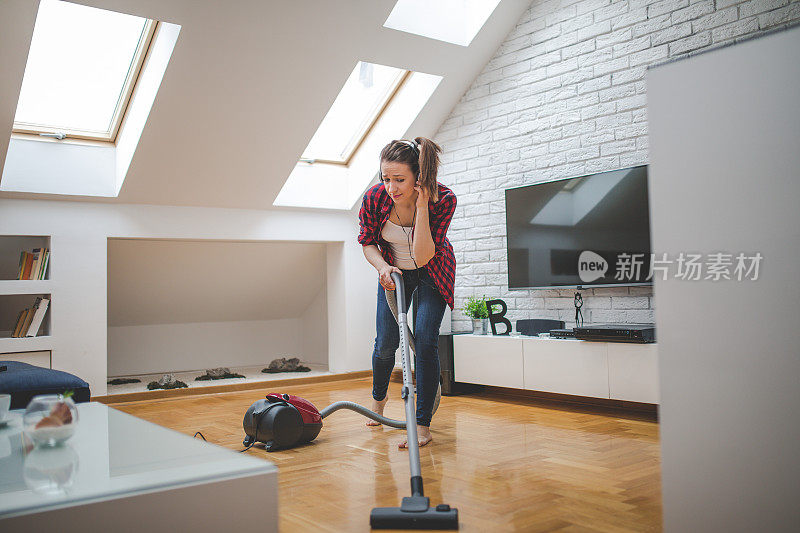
[0,402,278,532]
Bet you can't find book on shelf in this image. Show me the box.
[26,297,49,337]
[20,304,35,337]
[9,297,49,337]
[31,248,43,280]
[12,308,30,338]
[39,249,50,279]
[12,309,26,338]
[15,248,49,280]
[19,252,33,280]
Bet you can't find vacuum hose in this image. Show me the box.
[320,401,406,428]
[318,387,440,429]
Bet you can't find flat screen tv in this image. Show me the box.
[505,165,652,289]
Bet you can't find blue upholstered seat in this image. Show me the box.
[0,361,90,409]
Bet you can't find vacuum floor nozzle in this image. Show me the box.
[370,499,459,530]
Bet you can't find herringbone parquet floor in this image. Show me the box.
[108,377,662,532]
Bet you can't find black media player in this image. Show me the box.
[574,324,656,343]
[549,328,575,339]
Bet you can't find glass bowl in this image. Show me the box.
[23,394,79,447]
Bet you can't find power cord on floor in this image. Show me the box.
[193,422,259,453]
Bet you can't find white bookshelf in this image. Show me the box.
[0,336,54,353]
[0,280,52,295]
[1,236,53,364]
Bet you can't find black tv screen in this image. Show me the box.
[505,165,652,289]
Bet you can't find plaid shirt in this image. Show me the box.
[358,182,457,309]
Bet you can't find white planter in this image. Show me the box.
[471,319,488,335]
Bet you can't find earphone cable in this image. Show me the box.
[574,291,584,327]
[396,197,436,292]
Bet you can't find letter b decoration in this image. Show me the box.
[486,299,512,335]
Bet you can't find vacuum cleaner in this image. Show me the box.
[242,272,459,529]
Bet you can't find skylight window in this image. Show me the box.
[13,0,155,142]
[383,0,501,47]
[277,70,442,210]
[301,62,407,164]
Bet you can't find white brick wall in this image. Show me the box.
[436,0,800,333]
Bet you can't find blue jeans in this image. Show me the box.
[372,268,446,427]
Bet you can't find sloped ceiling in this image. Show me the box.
[0,0,531,210]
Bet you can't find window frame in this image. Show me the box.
[301,68,411,166]
[12,18,158,144]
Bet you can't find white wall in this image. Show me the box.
[107,239,326,325]
[0,199,376,396]
[301,286,328,366]
[434,0,800,332]
[326,239,380,374]
[108,319,303,376]
[648,26,800,532]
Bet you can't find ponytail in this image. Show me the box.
[414,137,442,202]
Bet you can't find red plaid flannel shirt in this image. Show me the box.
[358,182,457,309]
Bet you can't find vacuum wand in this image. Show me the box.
[369,272,459,530]
[396,274,423,490]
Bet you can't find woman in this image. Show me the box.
[357,137,457,449]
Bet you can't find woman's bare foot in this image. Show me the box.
[366,397,388,427]
[398,426,433,449]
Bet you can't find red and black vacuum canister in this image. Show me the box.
[242,393,322,451]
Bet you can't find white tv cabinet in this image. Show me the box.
[453,334,659,404]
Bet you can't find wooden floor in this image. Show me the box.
[108,378,662,532]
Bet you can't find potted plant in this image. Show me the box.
[462,295,489,335]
